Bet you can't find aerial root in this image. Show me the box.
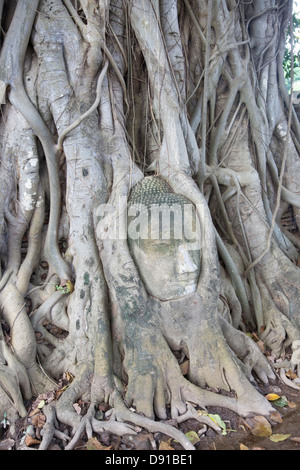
[39,403,72,450]
[176,402,221,432]
[272,340,300,390]
[0,269,13,292]
[278,368,300,390]
[181,376,277,419]
[0,366,28,417]
[110,392,196,451]
[64,403,138,450]
[64,405,101,450]
[41,385,225,450]
[38,365,281,450]
[39,404,60,450]
[63,390,196,451]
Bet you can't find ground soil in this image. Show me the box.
[0,378,299,451]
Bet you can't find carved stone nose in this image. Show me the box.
[176,245,198,275]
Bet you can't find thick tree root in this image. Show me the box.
[181,377,276,419]
[219,315,276,384]
[39,404,62,450]
[63,400,138,451]
[176,402,221,431]
[0,367,27,418]
[37,364,279,451]
[39,388,197,450]
[278,368,300,390]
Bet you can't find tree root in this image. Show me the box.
[258,280,300,357]
[219,315,276,384]
[278,368,300,391]
[37,361,279,451]
[64,398,138,451]
[185,384,268,419]
[39,385,198,451]
[0,366,27,418]
[39,404,60,450]
[56,60,109,151]
[43,389,201,451]
[273,341,300,391]
[176,402,221,432]
[107,392,196,451]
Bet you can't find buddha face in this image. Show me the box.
[127,177,201,301]
[129,236,201,300]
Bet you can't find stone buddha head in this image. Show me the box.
[127,177,201,301]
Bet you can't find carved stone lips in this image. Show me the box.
[173,273,199,284]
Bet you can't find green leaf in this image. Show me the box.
[208,413,227,435]
[55,284,70,294]
[273,396,288,408]
[185,431,200,445]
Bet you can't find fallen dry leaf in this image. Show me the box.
[251,332,260,341]
[64,371,74,382]
[73,403,81,415]
[290,437,300,443]
[29,407,42,417]
[159,440,175,451]
[244,416,272,437]
[55,389,65,400]
[31,412,46,429]
[25,434,41,447]
[66,280,74,293]
[240,443,249,450]
[286,369,298,380]
[179,359,189,376]
[85,437,112,450]
[269,433,291,442]
[270,411,282,423]
[265,393,281,401]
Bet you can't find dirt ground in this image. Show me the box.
[0,378,299,451]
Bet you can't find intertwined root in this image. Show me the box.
[34,329,278,452]
[37,368,277,451]
[40,378,197,451]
